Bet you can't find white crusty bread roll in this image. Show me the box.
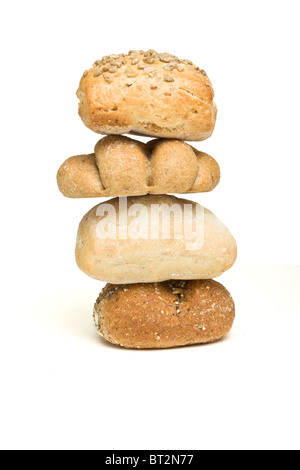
[94,280,235,349]
[57,136,220,198]
[77,50,217,141]
[76,195,237,284]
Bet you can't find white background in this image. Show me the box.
[0,0,299,450]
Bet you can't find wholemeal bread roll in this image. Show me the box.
[77,50,217,141]
[94,280,235,349]
[76,195,237,284]
[57,136,220,198]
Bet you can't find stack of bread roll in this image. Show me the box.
[57,50,237,349]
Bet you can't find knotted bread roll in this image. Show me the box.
[57,136,220,198]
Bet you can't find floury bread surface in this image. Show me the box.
[57,136,220,198]
[94,280,235,349]
[76,195,237,284]
[77,50,217,141]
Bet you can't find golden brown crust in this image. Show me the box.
[56,154,104,198]
[75,195,237,284]
[94,135,149,196]
[77,50,217,141]
[93,280,235,349]
[57,136,220,198]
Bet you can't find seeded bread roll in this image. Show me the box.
[57,136,220,198]
[94,280,235,349]
[77,50,217,141]
[76,195,237,284]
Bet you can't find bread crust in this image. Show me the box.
[57,136,220,198]
[94,280,235,349]
[77,50,217,141]
[75,195,237,284]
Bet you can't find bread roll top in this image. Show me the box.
[77,50,217,141]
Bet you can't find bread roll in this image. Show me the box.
[77,50,217,141]
[57,136,220,198]
[94,280,235,349]
[76,195,237,284]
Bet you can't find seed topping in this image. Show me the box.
[87,50,206,84]
[160,56,171,63]
[103,74,112,83]
[144,57,154,64]
[138,63,149,69]
[164,75,175,82]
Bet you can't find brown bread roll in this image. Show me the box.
[57,136,220,198]
[77,50,217,141]
[94,280,235,349]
